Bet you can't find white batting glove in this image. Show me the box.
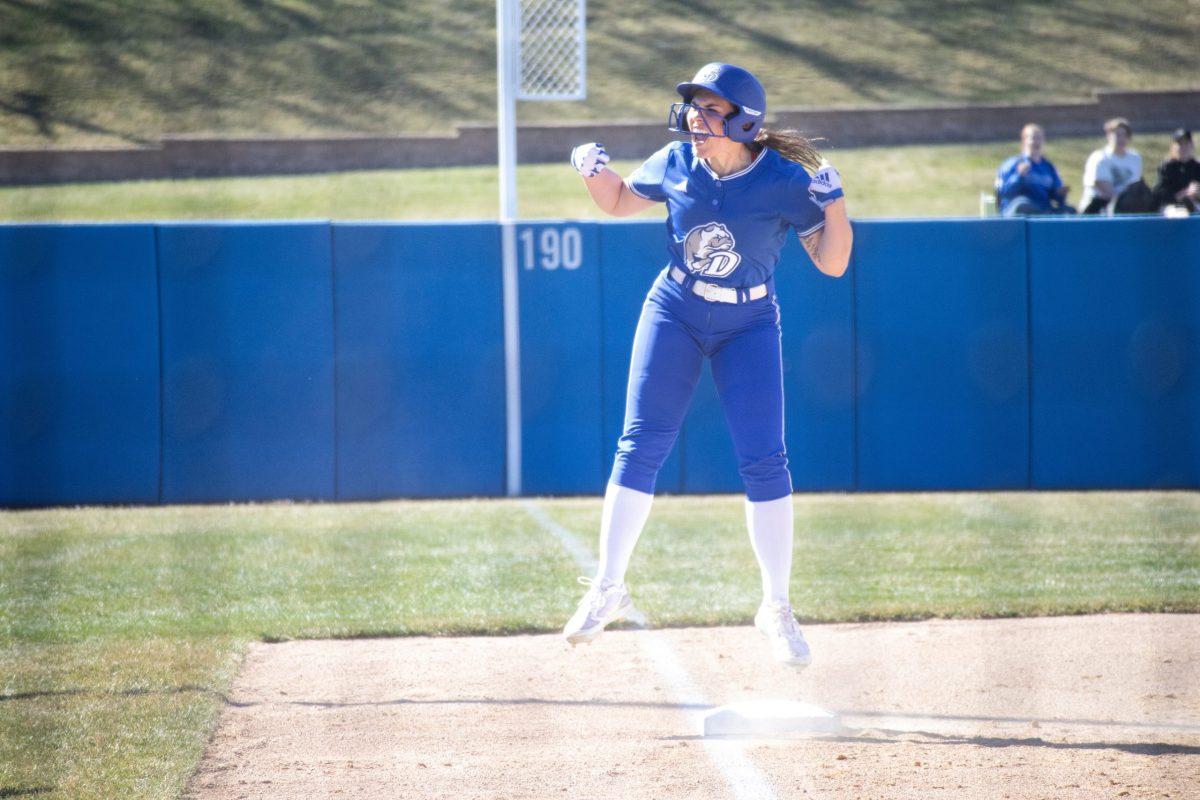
[809,159,845,209]
[571,142,610,178]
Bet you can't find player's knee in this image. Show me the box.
[611,430,677,493]
[610,452,658,494]
[616,427,677,468]
[738,450,792,502]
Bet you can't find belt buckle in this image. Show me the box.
[703,283,723,302]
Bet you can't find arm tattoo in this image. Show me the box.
[800,230,823,268]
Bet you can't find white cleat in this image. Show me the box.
[562,576,634,646]
[754,601,813,670]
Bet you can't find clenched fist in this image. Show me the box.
[571,142,610,178]
[809,160,845,209]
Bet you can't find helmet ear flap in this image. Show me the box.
[727,108,754,136]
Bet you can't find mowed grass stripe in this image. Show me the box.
[533,492,1200,624]
[0,134,1177,222]
[3,493,1197,644]
[1,492,1198,798]
[0,501,581,642]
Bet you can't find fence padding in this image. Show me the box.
[854,220,1030,490]
[518,222,604,494]
[1029,217,1200,488]
[333,223,505,498]
[3,216,1199,506]
[0,224,160,505]
[157,223,336,502]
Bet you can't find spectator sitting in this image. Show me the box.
[1151,128,1200,213]
[995,123,1075,216]
[1080,117,1142,215]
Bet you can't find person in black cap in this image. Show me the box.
[1151,129,1200,213]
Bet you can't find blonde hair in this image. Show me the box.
[751,128,824,171]
[1021,123,1044,138]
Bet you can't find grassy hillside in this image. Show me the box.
[0,134,1176,221]
[1,0,1196,147]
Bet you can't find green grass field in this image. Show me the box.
[1,1,1195,147]
[0,134,1177,221]
[2,492,1199,798]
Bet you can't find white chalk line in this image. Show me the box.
[521,499,784,800]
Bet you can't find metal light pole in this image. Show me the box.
[497,0,522,496]
[496,0,586,497]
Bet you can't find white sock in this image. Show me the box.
[595,482,654,586]
[745,495,794,606]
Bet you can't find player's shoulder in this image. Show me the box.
[758,149,806,177]
[650,139,692,171]
[640,139,687,164]
[999,154,1021,171]
[760,148,808,176]
[759,148,813,187]
[661,139,689,160]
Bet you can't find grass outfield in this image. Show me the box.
[2,492,1199,798]
[0,134,1177,222]
[1,1,1195,147]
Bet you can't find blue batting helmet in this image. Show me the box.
[670,62,766,143]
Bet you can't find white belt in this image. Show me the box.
[670,266,767,304]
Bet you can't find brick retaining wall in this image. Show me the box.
[2,89,1196,186]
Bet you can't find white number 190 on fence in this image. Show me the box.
[520,227,582,270]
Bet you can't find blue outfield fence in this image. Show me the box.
[1,216,1197,506]
[157,222,337,503]
[853,219,1031,491]
[0,224,160,506]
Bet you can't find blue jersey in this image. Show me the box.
[995,155,1064,213]
[625,141,833,288]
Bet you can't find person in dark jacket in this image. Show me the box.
[1152,129,1200,213]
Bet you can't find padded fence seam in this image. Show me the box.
[1024,220,1034,490]
[330,224,340,501]
[851,225,860,492]
[153,225,166,504]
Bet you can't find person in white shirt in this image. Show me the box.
[1080,117,1143,214]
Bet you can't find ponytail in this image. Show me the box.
[753,128,824,172]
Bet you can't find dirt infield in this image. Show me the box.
[184,614,1199,799]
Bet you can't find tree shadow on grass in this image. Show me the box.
[2,0,499,138]
[0,91,153,145]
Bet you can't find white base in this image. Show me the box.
[702,699,842,737]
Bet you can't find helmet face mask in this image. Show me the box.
[668,101,729,139]
[668,62,766,144]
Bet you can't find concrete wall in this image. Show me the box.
[1,89,1197,186]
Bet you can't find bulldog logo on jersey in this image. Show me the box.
[683,222,742,278]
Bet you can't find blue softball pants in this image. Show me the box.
[610,269,792,502]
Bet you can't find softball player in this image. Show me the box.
[563,63,852,669]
